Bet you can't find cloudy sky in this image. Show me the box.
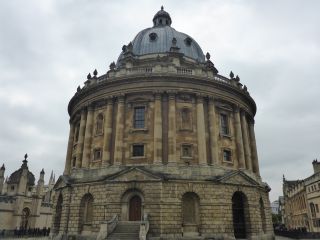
[0,0,319,201]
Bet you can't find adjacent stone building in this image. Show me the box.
[282,160,320,232]
[0,154,55,232]
[52,7,274,240]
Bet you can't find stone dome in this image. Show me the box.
[117,7,205,64]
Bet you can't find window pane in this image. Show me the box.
[134,107,145,128]
[133,145,144,157]
[223,150,231,162]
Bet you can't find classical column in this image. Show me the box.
[63,121,75,175]
[249,120,260,175]
[102,98,114,166]
[168,92,176,164]
[196,95,207,165]
[114,95,125,165]
[241,111,252,171]
[76,108,87,168]
[208,97,219,165]
[234,107,246,169]
[153,92,162,164]
[82,105,94,168]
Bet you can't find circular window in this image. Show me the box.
[149,32,157,41]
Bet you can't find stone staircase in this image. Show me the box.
[107,221,141,240]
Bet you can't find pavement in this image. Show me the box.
[275,236,315,240]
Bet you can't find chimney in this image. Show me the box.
[312,159,320,174]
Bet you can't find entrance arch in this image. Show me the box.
[129,195,142,221]
[182,192,200,234]
[232,191,249,239]
[54,194,63,233]
[120,189,144,221]
[21,208,30,229]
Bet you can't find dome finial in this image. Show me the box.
[161,6,164,11]
[153,6,172,26]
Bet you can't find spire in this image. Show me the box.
[0,164,5,171]
[21,153,28,169]
[153,6,172,27]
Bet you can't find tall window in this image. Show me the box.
[134,107,145,128]
[75,123,80,142]
[181,144,192,158]
[220,114,229,135]
[93,149,102,161]
[181,108,192,130]
[223,149,232,162]
[96,114,104,135]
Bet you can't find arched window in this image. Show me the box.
[54,194,63,233]
[260,198,266,233]
[79,193,94,231]
[96,114,104,135]
[182,192,200,233]
[21,208,30,229]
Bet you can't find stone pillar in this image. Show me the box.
[154,92,162,164]
[196,95,207,165]
[114,96,125,165]
[64,122,74,175]
[168,92,176,164]
[102,98,114,166]
[208,97,219,165]
[249,120,260,175]
[234,107,246,169]
[76,109,87,168]
[82,105,94,168]
[241,111,252,171]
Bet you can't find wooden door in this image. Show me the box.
[129,196,141,221]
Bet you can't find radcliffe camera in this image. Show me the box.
[0,2,319,240]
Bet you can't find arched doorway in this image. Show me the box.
[259,198,266,233]
[129,195,141,221]
[21,208,30,229]
[54,194,63,233]
[182,192,200,234]
[232,191,247,239]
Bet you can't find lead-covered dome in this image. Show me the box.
[117,7,205,64]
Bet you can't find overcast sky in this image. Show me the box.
[0,0,319,202]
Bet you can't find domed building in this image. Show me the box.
[52,7,274,240]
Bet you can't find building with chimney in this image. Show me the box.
[52,7,274,240]
[282,159,320,232]
[0,154,55,232]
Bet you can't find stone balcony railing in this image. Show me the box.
[81,65,249,96]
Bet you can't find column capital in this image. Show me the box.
[153,91,163,100]
[167,90,176,99]
[106,97,114,105]
[87,103,95,111]
[233,105,240,113]
[117,95,125,103]
[208,96,216,102]
[196,94,205,103]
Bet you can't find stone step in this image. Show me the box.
[107,221,141,240]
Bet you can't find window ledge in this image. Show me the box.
[220,133,232,139]
[131,156,146,159]
[130,128,148,133]
[179,128,193,132]
[94,133,104,137]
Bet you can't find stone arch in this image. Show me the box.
[181,192,200,234]
[53,194,63,234]
[79,193,94,233]
[20,207,30,229]
[96,113,104,135]
[232,191,250,239]
[120,188,144,221]
[259,197,267,233]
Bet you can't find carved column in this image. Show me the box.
[234,107,246,169]
[196,95,207,165]
[76,108,87,168]
[82,105,94,168]
[114,96,125,165]
[249,120,260,175]
[154,92,162,164]
[208,97,219,165]
[168,92,176,164]
[241,111,252,171]
[102,98,113,166]
[64,121,75,175]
